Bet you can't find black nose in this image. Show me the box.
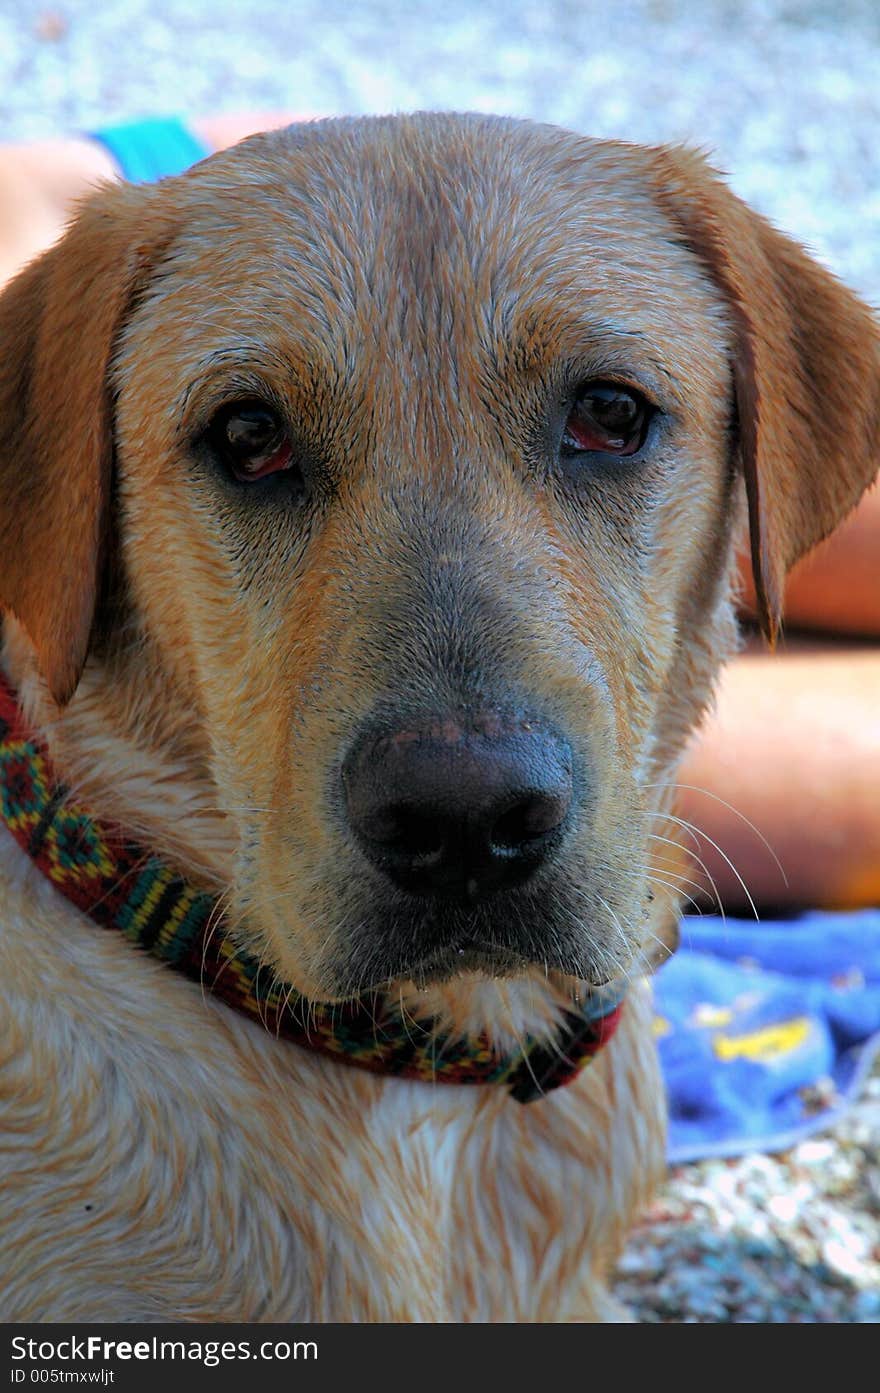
[342,714,573,902]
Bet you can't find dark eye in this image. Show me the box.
[561,382,651,457]
[209,400,294,481]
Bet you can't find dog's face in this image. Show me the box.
[109,119,739,1000]
[1,115,877,1002]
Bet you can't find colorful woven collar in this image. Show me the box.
[0,671,623,1103]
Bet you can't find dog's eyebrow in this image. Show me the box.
[175,344,295,428]
[580,320,688,403]
[505,314,689,408]
[172,317,691,441]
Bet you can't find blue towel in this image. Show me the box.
[654,908,880,1162]
[89,116,209,182]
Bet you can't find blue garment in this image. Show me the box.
[655,909,880,1161]
[89,116,208,182]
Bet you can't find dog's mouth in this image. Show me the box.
[322,926,535,999]
[389,936,531,989]
[305,883,638,1000]
[260,782,646,1001]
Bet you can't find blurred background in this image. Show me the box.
[1,0,878,302]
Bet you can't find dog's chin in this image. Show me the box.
[390,941,531,992]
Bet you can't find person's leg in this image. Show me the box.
[737,478,880,636]
[0,137,116,285]
[674,639,880,913]
[0,112,304,286]
[718,478,880,912]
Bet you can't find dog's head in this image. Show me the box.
[1,115,877,1001]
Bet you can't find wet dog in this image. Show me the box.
[0,114,877,1320]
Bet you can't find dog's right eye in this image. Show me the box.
[561,382,652,459]
[208,401,295,483]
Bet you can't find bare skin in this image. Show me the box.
[676,636,880,913]
[677,484,880,913]
[0,113,877,916]
[738,483,880,637]
[0,113,303,285]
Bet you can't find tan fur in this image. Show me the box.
[0,114,877,1322]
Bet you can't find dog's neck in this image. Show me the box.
[2,619,236,893]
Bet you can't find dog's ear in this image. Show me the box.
[647,146,880,644]
[0,181,169,704]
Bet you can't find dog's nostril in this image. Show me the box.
[491,791,570,851]
[366,806,446,861]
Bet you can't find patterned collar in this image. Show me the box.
[0,671,623,1103]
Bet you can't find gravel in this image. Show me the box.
[613,1062,880,1321]
[1,0,878,1323]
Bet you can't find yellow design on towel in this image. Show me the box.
[713,1017,811,1062]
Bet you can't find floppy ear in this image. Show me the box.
[648,146,880,644]
[0,181,169,704]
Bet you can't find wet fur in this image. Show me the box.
[0,114,877,1320]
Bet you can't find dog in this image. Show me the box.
[0,113,877,1322]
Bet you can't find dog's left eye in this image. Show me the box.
[210,401,294,482]
[561,383,651,457]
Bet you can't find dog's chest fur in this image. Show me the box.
[0,825,663,1322]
